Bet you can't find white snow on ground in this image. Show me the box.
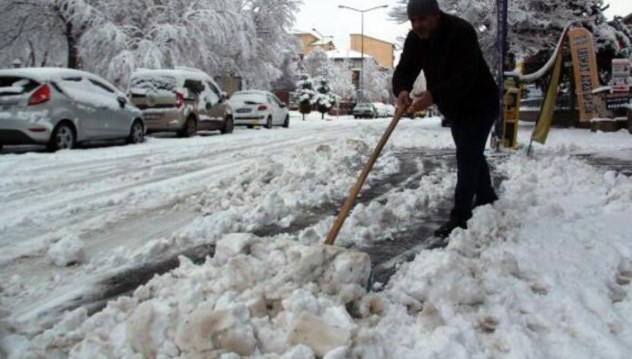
[47,235,85,267]
[1,112,632,357]
[371,154,632,358]
[0,113,411,336]
[7,234,372,358]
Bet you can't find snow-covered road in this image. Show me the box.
[1,115,382,327]
[2,113,632,358]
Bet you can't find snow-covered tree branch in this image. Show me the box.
[1,0,303,90]
[390,0,632,75]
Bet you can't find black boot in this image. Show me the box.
[473,192,498,209]
[434,219,467,239]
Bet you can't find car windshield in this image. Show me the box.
[129,75,177,95]
[230,93,267,105]
[0,76,40,96]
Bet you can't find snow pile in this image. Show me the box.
[8,234,371,358]
[5,151,632,358]
[46,236,85,267]
[298,163,456,247]
[355,154,632,358]
[135,134,401,259]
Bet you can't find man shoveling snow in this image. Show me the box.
[393,0,500,239]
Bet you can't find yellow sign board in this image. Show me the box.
[568,27,600,122]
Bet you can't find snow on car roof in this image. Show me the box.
[0,67,123,94]
[132,68,213,83]
[233,90,270,96]
[0,67,97,81]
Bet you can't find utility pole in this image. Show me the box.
[312,27,334,49]
[338,4,388,102]
[494,0,509,149]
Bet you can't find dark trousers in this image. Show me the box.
[449,113,497,222]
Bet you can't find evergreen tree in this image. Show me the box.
[296,73,316,121]
[313,76,338,119]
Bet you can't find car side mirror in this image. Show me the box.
[220,92,228,103]
[117,96,127,108]
[280,103,287,108]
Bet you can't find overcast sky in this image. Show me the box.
[295,0,632,52]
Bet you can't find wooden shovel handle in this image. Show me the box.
[325,106,407,245]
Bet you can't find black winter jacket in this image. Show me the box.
[392,12,499,121]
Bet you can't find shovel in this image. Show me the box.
[325,105,407,246]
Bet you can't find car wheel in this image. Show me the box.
[247,125,254,129]
[265,116,273,129]
[221,117,234,134]
[127,120,145,144]
[282,115,289,128]
[48,122,76,152]
[179,117,197,138]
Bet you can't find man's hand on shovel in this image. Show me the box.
[398,90,433,113]
[411,91,434,112]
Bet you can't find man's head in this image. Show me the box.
[407,0,441,39]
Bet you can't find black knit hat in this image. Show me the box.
[407,0,441,18]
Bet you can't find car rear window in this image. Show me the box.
[183,79,205,95]
[129,76,177,95]
[0,76,41,96]
[230,93,267,104]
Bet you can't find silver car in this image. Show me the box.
[0,68,145,151]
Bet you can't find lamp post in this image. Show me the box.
[312,28,335,51]
[338,4,388,102]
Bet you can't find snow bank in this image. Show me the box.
[47,236,85,267]
[10,234,371,358]
[359,154,632,358]
[297,163,455,247]
[13,152,632,358]
[129,133,401,263]
[3,116,632,358]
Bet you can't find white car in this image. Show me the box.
[229,90,289,128]
[373,103,390,118]
[385,104,396,117]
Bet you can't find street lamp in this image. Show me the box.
[312,28,334,50]
[338,4,388,102]
[312,28,333,41]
